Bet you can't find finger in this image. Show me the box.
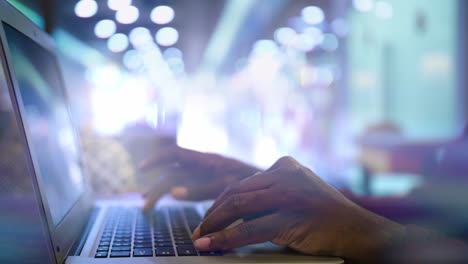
[194,213,280,251]
[196,189,279,239]
[267,156,298,171]
[139,147,180,171]
[143,175,175,211]
[204,169,278,217]
[170,186,189,199]
[141,167,189,197]
[170,180,225,201]
[140,146,212,172]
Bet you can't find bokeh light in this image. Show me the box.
[320,33,339,52]
[163,47,183,60]
[129,27,152,47]
[274,27,296,46]
[108,0,132,11]
[331,19,349,37]
[375,1,394,20]
[107,33,129,52]
[301,6,325,25]
[74,0,98,18]
[150,5,175,25]
[116,5,139,24]
[252,40,279,56]
[94,20,116,39]
[122,49,142,70]
[155,27,179,46]
[353,0,374,12]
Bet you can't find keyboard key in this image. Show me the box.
[113,242,131,247]
[154,238,172,243]
[110,251,130,258]
[135,232,151,236]
[111,246,130,251]
[155,242,173,247]
[115,231,132,235]
[100,237,111,242]
[134,243,152,248]
[133,248,153,257]
[156,247,175,256]
[134,239,152,244]
[199,251,222,256]
[113,238,131,243]
[114,236,131,240]
[175,240,194,245]
[96,246,109,252]
[173,235,190,240]
[95,251,107,258]
[177,246,198,256]
[154,232,170,237]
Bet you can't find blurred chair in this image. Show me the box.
[357,121,456,195]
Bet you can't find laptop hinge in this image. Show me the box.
[69,207,100,256]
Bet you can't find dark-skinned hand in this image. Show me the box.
[192,156,405,263]
[140,145,259,210]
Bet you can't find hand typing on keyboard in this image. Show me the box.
[192,156,406,264]
[140,145,260,210]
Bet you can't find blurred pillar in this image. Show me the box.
[458,0,468,126]
[330,0,350,113]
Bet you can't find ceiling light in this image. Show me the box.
[295,33,317,52]
[129,27,152,47]
[123,49,143,70]
[75,0,98,18]
[163,47,183,60]
[155,27,179,46]
[274,27,296,46]
[331,19,349,37]
[150,5,175,25]
[353,0,374,12]
[107,33,129,52]
[94,19,116,39]
[252,40,279,56]
[301,6,325,25]
[116,5,139,24]
[304,27,324,44]
[320,33,339,52]
[375,1,393,20]
[108,0,131,11]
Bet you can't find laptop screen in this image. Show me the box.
[3,23,85,227]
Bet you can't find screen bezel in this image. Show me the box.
[0,2,94,263]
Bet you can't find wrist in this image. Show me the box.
[340,204,406,263]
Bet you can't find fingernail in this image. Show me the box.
[171,187,188,199]
[192,225,201,240]
[194,237,211,251]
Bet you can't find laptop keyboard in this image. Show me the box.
[94,206,222,258]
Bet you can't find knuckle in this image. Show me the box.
[226,195,243,212]
[225,181,240,194]
[278,156,296,165]
[282,164,302,176]
[238,223,255,238]
[212,232,228,249]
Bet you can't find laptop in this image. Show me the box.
[0,2,342,264]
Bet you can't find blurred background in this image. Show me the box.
[6,0,467,197]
